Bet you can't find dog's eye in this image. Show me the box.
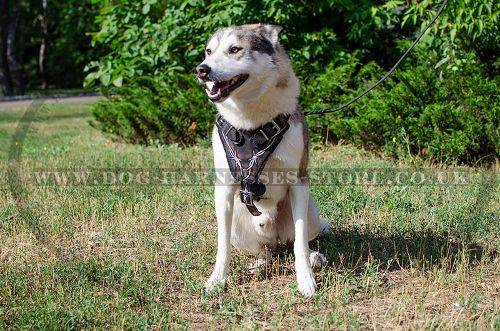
[206,49,212,55]
[229,46,242,54]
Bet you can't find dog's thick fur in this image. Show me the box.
[197,24,328,296]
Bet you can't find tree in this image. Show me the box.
[0,0,23,96]
[39,0,48,89]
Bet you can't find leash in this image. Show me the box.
[304,0,449,116]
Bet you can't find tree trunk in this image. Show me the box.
[6,0,23,95]
[0,0,13,96]
[39,0,48,89]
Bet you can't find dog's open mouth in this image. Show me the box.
[205,74,249,102]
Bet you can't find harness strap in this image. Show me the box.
[215,113,290,216]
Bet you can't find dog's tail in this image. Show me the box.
[319,218,332,236]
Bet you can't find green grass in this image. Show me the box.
[0,103,498,329]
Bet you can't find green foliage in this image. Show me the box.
[84,0,411,88]
[402,0,499,73]
[92,74,212,145]
[302,47,499,164]
[86,0,499,164]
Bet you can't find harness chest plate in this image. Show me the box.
[215,113,290,216]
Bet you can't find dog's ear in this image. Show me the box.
[261,24,283,46]
[242,23,283,46]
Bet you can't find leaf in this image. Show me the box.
[450,28,457,42]
[112,76,124,87]
[142,4,150,15]
[478,20,484,37]
[83,72,97,88]
[434,56,449,69]
[100,72,111,86]
[167,66,185,72]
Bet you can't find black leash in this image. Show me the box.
[304,0,449,116]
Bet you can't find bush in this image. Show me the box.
[91,74,212,145]
[302,48,499,164]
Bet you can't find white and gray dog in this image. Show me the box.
[196,24,330,296]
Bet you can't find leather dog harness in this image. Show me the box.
[215,113,290,216]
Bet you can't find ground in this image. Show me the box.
[0,102,498,330]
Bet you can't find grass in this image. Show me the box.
[0,102,498,330]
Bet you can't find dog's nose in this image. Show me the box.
[196,64,211,79]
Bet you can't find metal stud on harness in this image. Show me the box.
[215,114,290,216]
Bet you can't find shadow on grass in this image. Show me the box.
[245,228,498,283]
[316,229,497,272]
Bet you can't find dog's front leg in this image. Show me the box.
[205,184,235,291]
[290,182,316,296]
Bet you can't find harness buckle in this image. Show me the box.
[215,115,224,127]
[264,119,283,141]
[271,119,281,132]
[240,183,256,206]
[240,183,263,216]
[259,129,269,141]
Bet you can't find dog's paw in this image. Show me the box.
[296,267,317,297]
[205,267,228,292]
[309,251,327,271]
[205,274,226,292]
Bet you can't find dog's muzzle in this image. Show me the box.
[196,64,211,80]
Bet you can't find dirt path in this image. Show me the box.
[0,95,99,110]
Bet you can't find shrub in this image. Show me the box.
[302,47,499,164]
[91,74,212,145]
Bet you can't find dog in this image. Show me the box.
[196,24,330,296]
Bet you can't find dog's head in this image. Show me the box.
[196,24,284,104]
